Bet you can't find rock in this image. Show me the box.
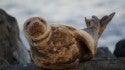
[113,39,125,57]
[94,47,115,59]
[1,58,125,70]
[81,58,125,70]
[0,63,40,70]
[0,57,9,69]
[0,8,31,65]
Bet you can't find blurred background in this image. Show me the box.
[0,0,125,53]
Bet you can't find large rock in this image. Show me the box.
[0,9,31,69]
[0,57,9,69]
[113,39,125,57]
[94,47,115,59]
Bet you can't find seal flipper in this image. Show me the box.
[77,12,115,61]
[84,12,115,39]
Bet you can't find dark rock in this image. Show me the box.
[94,47,115,59]
[0,9,17,64]
[0,63,40,70]
[81,58,125,70]
[0,8,31,66]
[1,58,125,70]
[0,57,9,69]
[113,39,125,57]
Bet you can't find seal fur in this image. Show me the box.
[24,12,115,69]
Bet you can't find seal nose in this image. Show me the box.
[32,22,40,28]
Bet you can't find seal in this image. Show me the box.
[24,12,115,69]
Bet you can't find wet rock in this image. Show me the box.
[113,39,125,57]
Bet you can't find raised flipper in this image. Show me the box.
[84,12,115,39]
[76,12,115,61]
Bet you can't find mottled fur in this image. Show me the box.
[24,18,95,69]
[24,12,115,69]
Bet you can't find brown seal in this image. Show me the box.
[24,12,115,69]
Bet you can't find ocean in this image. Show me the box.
[0,0,125,53]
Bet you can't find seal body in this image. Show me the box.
[24,17,95,69]
[24,12,115,69]
[31,25,81,69]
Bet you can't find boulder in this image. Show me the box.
[0,9,31,69]
[94,47,115,59]
[113,39,125,57]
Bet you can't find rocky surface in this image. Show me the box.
[0,63,40,70]
[1,58,125,70]
[81,58,125,70]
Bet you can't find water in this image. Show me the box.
[0,0,125,52]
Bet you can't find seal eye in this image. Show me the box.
[40,19,46,24]
[26,21,30,27]
[24,21,31,30]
